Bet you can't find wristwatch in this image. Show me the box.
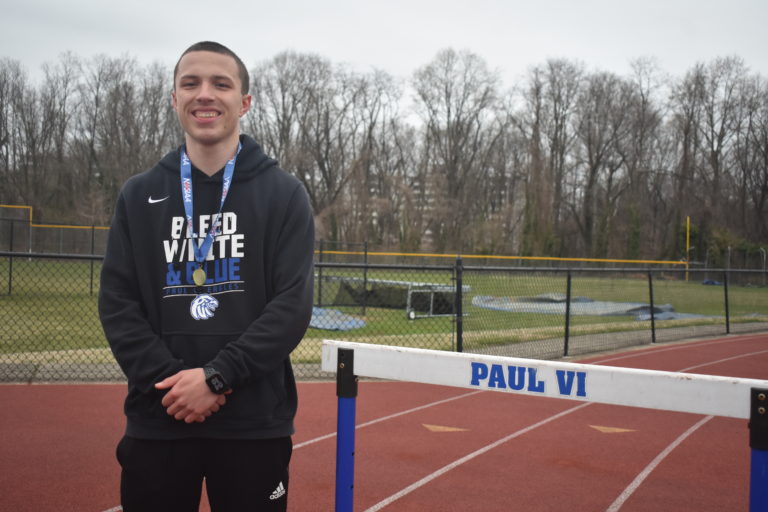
[203,366,230,394]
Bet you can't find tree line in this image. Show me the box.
[1,50,766,264]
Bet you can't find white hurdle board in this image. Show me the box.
[321,340,768,419]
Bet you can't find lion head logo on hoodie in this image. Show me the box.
[190,294,219,320]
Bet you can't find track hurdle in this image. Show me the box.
[321,339,768,512]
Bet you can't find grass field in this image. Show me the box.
[2,259,767,367]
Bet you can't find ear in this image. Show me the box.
[240,94,252,117]
[171,89,178,109]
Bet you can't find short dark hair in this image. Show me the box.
[173,41,250,94]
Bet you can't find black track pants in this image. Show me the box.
[117,436,292,512]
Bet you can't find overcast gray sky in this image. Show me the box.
[2,0,766,86]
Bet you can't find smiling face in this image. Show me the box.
[172,50,252,151]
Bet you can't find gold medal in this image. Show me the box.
[193,267,207,286]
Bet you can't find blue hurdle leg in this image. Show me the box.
[336,396,357,512]
[751,448,768,512]
[335,348,358,512]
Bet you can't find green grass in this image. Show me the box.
[1,259,104,356]
[2,259,766,366]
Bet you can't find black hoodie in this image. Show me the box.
[98,135,314,440]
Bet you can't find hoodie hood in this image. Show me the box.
[156,134,278,183]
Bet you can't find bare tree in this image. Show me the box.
[412,48,501,251]
[63,56,178,224]
[570,71,633,257]
[738,75,768,240]
[513,59,583,255]
[341,70,408,246]
[68,55,122,223]
[247,51,322,164]
[0,58,78,219]
[0,59,24,204]
[248,53,365,240]
[614,58,666,258]
[699,57,748,227]
[668,64,705,258]
[667,57,751,260]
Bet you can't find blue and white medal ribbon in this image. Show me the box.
[180,143,240,286]
[180,143,240,319]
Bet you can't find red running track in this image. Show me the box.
[0,333,765,511]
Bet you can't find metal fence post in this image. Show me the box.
[7,219,13,295]
[455,256,464,353]
[648,271,657,344]
[724,270,731,334]
[362,241,368,316]
[89,225,96,296]
[317,239,324,307]
[564,271,572,357]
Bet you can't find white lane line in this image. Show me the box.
[363,402,592,512]
[294,390,484,449]
[605,415,714,512]
[677,349,768,373]
[590,336,758,365]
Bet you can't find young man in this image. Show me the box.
[98,41,314,511]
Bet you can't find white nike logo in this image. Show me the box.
[148,196,169,204]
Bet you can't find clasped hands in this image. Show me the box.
[155,368,230,424]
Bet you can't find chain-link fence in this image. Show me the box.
[0,217,110,255]
[2,252,767,383]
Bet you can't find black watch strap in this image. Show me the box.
[203,366,230,394]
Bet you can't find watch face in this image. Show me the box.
[205,367,229,393]
[210,375,226,392]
